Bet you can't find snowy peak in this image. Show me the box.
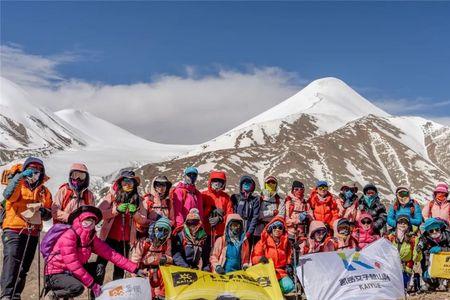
[232,77,390,131]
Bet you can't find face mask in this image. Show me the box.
[265,182,277,194]
[70,178,84,190]
[184,173,197,185]
[121,178,135,192]
[81,219,95,230]
[211,180,224,191]
[230,223,242,236]
[293,189,304,199]
[313,230,327,242]
[338,228,350,236]
[364,194,376,206]
[436,193,447,202]
[398,196,410,205]
[26,171,40,184]
[344,190,354,200]
[242,181,253,193]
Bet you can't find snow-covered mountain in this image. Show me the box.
[138,77,450,203]
[0,77,195,193]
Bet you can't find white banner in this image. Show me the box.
[97,277,151,300]
[296,238,405,300]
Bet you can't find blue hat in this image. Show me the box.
[154,216,172,231]
[184,166,198,176]
[316,180,328,188]
[421,217,445,232]
[268,221,284,232]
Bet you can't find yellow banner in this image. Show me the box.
[430,252,450,279]
[160,261,284,300]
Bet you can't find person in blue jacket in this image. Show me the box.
[387,186,422,228]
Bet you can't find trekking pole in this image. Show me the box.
[11,226,32,299]
[121,213,127,257]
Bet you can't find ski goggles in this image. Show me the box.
[186,220,200,226]
[397,191,410,198]
[314,229,327,236]
[361,219,372,225]
[271,225,284,231]
[317,186,328,191]
[71,171,87,180]
[154,182,167,188]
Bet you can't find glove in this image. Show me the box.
[21,169,34,177]
[209,216,221,227]
[136,269,148,277]
[259,256,269,264]
[128,203,138,214]
[430,246,442,254]
[243,265,249,271]
[273,209,279,216]
[159,255,168,266]
[423,270,430,280]
[215,265,225,275]
[39,207,52,221]
[299,212,307,223]
[117,203,128,214]
[91,283,102,297]
[286,265,294,276]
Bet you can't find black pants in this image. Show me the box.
[0,230,39,300]
[45,262,96,299]
[95,238,130,284]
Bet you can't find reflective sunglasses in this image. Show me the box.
[71,171,86,180]
[428,228,441,234]
[122,178,135,185]
[397,191,410,198]
[186,220,200,226]
[272,225,284,231]
[317,186,328,191]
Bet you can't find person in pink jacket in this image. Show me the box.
[285,181,313,241]
[353,213,380,249]
[171,166,204,227]
[44,206,146,299]
[422,182,449,224]
[336,183,359,225]
[52,163,95,224]
[300,220,335,255]
[332,218,358,250]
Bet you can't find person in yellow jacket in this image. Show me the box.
[1,157,52,300]
[387,214,421,293]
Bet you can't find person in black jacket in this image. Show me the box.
[231,175,261,247]
[171,208,208,270]
[357,184,387,235]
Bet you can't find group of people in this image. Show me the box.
[0,156,449,300]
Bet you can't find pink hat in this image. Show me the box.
[434,182,449,195]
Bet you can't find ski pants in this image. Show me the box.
[0,230,39,300]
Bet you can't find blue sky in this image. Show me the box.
[1,1,449,142]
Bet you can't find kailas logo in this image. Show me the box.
[338,252,376,271]
[172,271,198,287]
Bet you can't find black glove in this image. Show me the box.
[39,207,52,221]
[286,265,294,276]
[159,255,168,266]
[259,256,269,264]
[215,265,225,275]
[243,265,249,271]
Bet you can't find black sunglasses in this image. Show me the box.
[361,219,372,225]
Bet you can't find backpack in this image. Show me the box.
[40,224,77,261]
[428,200,450,219]
[0,164,23,227]
[393,199,419,216]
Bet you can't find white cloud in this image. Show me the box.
[0,44,302,144]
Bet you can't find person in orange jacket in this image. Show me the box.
[202,171,234,270]
[210,214,250,274]
[252,217,295,294]
[1,157,52,300]
[308,180,340,230]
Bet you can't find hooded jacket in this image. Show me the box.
[356,193,387,234]
[140,176,174,231]
[202,171,234,237]
[332,218,358,250]
[300,220,335,255]
[231,176,261,236]
[352,213,380,249]
[2,157,52,231]
[171,181,203,227]
[416,218,450,272]
[255,176,285,236]
[387,199,422,228]
[285,192,313,237]
[171,217,208,269]
[97,176,146,245]
[308,189,340,228]
[252,217,291,279]
[45,212,138,288]
[210,214,250,272]
[336,192,359,224]
[422,187,450,223]
[52,163,95,224]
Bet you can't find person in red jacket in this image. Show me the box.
[308,180,340,230]
[202,171,234,267]
[252,217,295,295]
[299,220,335,255]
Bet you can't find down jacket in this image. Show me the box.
[352,213,380,249]
[252,217,291,280]
[171,181,203,227]
[231,175,261,236]
[45,212,138,288]
[299,220,335,255]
